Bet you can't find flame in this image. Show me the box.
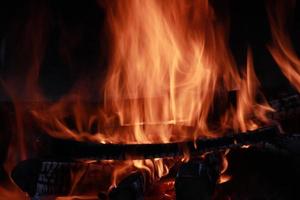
[218,150,231,184]
[104,0,236,143]
[235,49,274,132]
[0,179,28,200]
[109,158,171,190]
[267,0,300,91]
[0,0,280,198]
[15,0,272,144]
[100,0,272,144]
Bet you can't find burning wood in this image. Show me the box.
[12,129,300,199]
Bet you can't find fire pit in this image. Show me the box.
[1,0,300,199]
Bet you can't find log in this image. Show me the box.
[175,155,220,200]
[108,172,145,200]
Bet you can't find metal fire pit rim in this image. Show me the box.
[39,125,281,160]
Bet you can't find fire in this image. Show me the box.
[0,180,28,200]
[218,150,231,184]
[3,0,300,199]
[12,0,272,144]
[235,49,274,132]
[267,0,300,92]
[101,0,273,144]
[20,0,272,146]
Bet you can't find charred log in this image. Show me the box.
[175,155,220,200]
[11,159,74,197]
[108,172,145,200]
[12,132,300,198]
[12,159,144,199]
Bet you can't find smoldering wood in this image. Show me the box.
[38,126,279,160]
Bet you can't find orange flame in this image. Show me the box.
[101,0,272,145]
[218,150,231,184]
[235,49,274,132]
[20,0,272,144]
[0,0,281,198]
[267,0,300,91]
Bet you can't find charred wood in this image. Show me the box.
[175,155,220,200]
[12,132,300,198]
[108,172,145,200]
[12,159,144,199]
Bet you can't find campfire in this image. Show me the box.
[1,0,300,199]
